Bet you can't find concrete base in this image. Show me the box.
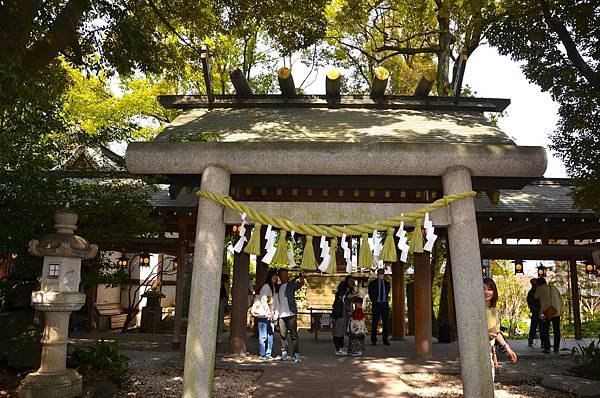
[19,368,82,398]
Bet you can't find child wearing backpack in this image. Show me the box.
[349,296,366,356]
[331,281,350,355]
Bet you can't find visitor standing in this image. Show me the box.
[535,277,563,353]
[368,268,390,345]
[332,281,350,355]
[349,296,366,356]
[483,277,517,379]
[277,268,305,363]
[526,278,541,346]
[252,269,278,360]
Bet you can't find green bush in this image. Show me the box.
[71,340,129,380]
[571,339,600,379]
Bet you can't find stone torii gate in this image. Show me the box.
[126,94,546,398]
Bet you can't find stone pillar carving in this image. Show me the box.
[183,166,230,398]
[20,208,98,398]
[442,166,494,398]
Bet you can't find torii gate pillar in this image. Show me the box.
[443,166,494,398]
[183,166,230,398]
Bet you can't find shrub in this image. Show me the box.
[570,339,600,379]
[71,340,129,380]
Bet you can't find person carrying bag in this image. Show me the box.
[535,277,562,353]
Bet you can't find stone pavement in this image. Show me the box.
[71,330,600,397]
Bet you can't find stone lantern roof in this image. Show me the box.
[28,207,98,259]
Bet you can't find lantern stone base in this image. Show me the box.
[19,369,82,398]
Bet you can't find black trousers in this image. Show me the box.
[540,316,561,351]
[371,302,389,343]
[333,336,345,350]
[278,315,299,354]
[528,310,540,343]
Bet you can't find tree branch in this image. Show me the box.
[23,0,90,76]
[539,0,600,89]
[374,45,440,55]
[0,0,42,52]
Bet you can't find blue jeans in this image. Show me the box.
[257,318,274,358]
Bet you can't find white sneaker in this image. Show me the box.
[335,349,347,355]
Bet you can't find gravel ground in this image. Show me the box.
[115,350,261,398]
[400,357,576,398]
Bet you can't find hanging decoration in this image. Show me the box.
[423,212,438,252]
[287,231,297,267]
[341,234,352,273]
[396,217,409,262]
[233,212,248,253]
[198,190,477,272]
[261,225,277,264]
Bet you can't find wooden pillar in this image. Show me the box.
[172,237,187,350]
[392,260,406,340]
[414,252,432,357]
[229,246,250,354]
[569,256,582,340]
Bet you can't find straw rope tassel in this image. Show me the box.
[358,233,374,268]
[300,235,318,271]
[326,237,338,274]
[409,219,424,254]
[380,228,398,262]
[195,191,476,238]
[272,230,289,265]
[243,223,262,255]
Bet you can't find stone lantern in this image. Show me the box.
[19,207,98,398]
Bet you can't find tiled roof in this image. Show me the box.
[155,108,515,145]
[474,181,592,215]
[150,180,592,216]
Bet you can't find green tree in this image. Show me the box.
[323,0,499,94]
[486,0,600,212]
[491,260,528,338]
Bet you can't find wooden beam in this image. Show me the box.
[200,45,215,103]
[480,243,596,260]
[370,66,389,101]
[157,94,511,112]
[229,67,253,98]
[413,75,434,97]
[277,67,296,98]
[325,69,342,102]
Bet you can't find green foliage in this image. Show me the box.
[570,339,600,379]
[323,0,499,94]
[492,260,528,338]
[486,0,600,212]
[71,340,130,379]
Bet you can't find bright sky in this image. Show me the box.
[298,45,568,178]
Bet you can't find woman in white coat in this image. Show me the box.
[254,269,279,360]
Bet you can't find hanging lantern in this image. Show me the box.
[482,264,487,277]
[10,252,17,260]
[139,251,151,266]
[537,264,547,278]
[514,259,524,274]
[116,254,129,268]
[172,257,179,270]
[232,225,240,234]
[585,261,595,275]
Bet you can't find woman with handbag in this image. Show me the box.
[252,269,279,360]
[535,277,562,353]
[484,277,517,379]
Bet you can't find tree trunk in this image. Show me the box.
[436,2,452,96]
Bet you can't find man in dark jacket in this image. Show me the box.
[368,268,391,345]
[527,278,541,346]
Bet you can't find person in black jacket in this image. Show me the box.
[368,268,391,345]
[526,278,541,347]
[331,281,350,355]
